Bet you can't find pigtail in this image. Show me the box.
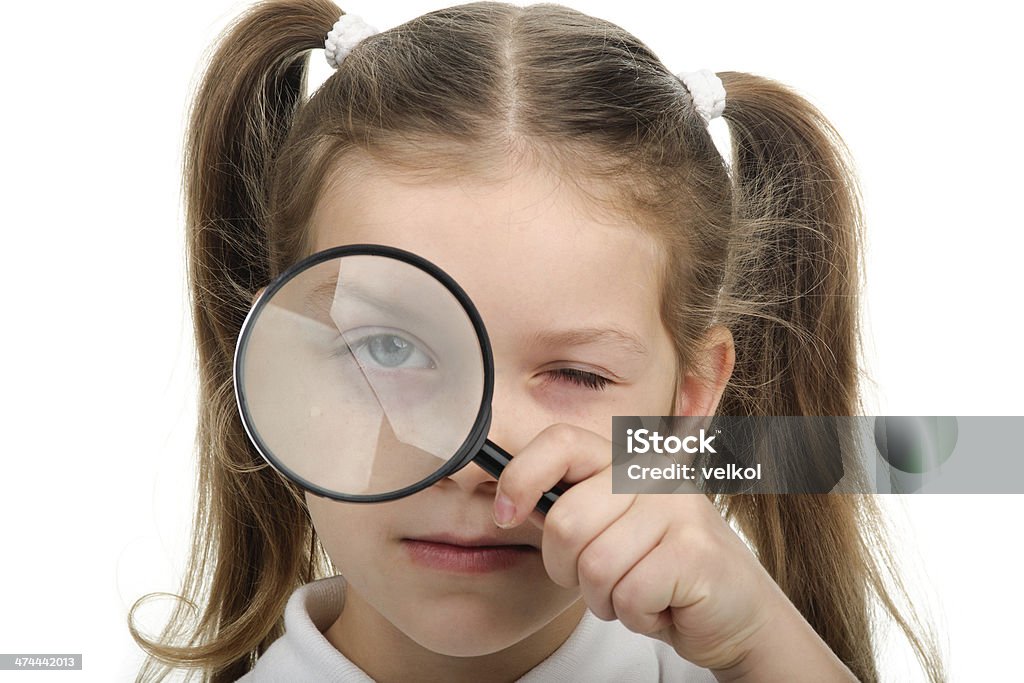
[129,1,341,680]
[715,72,945,682]
[717,71,862,418]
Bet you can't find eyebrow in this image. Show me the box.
[304,278,338,312]
[526,326,649,357]
[305,278,374,313]
[303,277,432,326]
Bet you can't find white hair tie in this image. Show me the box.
[324,14,379,69]
[677,69,726,123]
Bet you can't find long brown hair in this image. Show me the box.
[129,1,945,680]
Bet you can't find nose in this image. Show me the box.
[443,370,527,495]
[445,455,499,496]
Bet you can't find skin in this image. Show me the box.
[298,157,857,682]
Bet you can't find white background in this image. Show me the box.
[1,1,1021,680]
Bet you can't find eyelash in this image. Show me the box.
[549,368,612,391]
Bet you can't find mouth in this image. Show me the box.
[401,533,539,574]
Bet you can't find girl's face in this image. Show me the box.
[304,159,683,661]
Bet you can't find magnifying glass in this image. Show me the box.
[233,244,565,514]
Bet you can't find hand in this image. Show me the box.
[492,423,858,682]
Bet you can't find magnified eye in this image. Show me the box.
[336,329,437,370]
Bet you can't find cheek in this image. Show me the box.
[530,385,660,434]
[305,493,390,576]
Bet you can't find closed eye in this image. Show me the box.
[548,368,612,391]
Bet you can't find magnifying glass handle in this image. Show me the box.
[474,440,566,515]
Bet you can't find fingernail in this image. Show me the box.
[493,492,516,528]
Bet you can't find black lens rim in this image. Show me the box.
[233,243,495,503]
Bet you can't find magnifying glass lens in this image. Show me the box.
[235,250,486,499]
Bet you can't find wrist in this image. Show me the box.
[710,597,858,683]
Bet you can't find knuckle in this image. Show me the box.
[544,422,579,451]
[577,545,614,587]
[544,502,582,546]
[674,523,714,559]
[610,573,642,613]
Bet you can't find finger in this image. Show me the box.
[493,423,612,528]
[574,499,671,621]
[539,467,636,587]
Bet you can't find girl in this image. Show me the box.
[130,0,945,680]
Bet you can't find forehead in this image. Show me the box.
[308,162,666,335]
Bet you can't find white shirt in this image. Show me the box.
[236,575,718,682]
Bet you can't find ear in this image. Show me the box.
[672,324,736,416]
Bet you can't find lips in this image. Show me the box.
[409,532,537,548]
[401,533,539,573]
